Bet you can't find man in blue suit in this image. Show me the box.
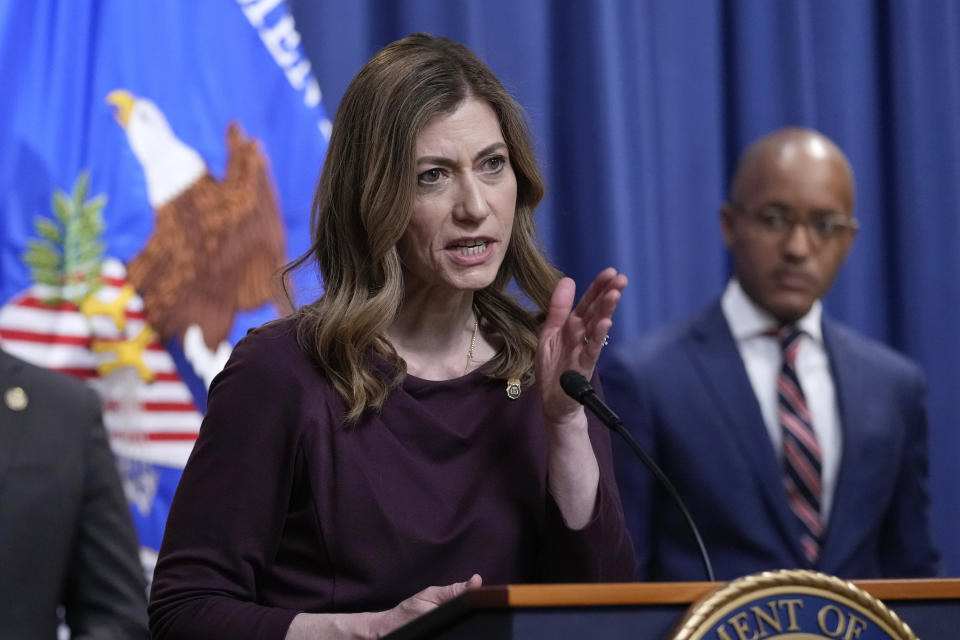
[601,127,939,581]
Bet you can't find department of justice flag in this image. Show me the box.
[0,0,329,577]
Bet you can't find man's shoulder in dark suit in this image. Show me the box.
[822,319,926,388]
[0,348,150,638]
[597,301,939,581]
[1,348,99,409]
[599,300,728,398]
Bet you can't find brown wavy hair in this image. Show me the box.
[286,33,561,422]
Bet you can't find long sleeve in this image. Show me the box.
[148,333,304,640]
[63,386,150,638]
[537,376,636,582]
[597,348,658,581]
[877,368,940,577]
[150,320,639,638]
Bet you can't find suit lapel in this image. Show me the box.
[686,303,805,562]
[0,352,31,496]
[818,319,871,568]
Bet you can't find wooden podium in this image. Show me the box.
[385,579,960,639]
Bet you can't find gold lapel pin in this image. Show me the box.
[4,386,28,412]
[505,377,521,400]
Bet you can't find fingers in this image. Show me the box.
[582,317,614,359]
[542,277,576,335]
[418,574,484,606]
[439,574,483,600]
[579,268,627,314]
[539,268,626,382]
[572,269,626,347]
[580,270,627,318]
[374,575,484,638]
[575,267,619,312]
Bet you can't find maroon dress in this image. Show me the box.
[149,318,635,639]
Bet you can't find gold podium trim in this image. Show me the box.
[466,578,960,608]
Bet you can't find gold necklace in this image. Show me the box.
[464,318,478,375]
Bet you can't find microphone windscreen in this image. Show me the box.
[560,370,592,399]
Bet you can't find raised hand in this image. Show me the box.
[537,268,627,426]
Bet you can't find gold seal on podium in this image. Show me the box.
[672,570,917,640]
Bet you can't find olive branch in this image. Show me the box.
[22,171,107,306]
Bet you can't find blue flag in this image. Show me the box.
[0,0,328,575]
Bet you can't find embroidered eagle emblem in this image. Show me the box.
[106,90,290,383]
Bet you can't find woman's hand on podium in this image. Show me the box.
[284,574,483,639]
[369,574,483,638]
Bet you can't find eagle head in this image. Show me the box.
[106,89,206,208]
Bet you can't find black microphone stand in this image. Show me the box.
[560,370,715,582]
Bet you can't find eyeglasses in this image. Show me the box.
[729,202,858,246]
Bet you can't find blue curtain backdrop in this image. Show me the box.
[287,0,960,575]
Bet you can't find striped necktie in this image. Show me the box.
[775,326,823,564]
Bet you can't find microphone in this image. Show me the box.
[560,370,715,582]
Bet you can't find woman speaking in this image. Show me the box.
[149,33,634,640]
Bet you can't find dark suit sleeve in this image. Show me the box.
[598,347,659,581]
[877,369,940,577]
[63,385,150,639]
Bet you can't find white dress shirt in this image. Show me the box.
[720,279,842,524]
